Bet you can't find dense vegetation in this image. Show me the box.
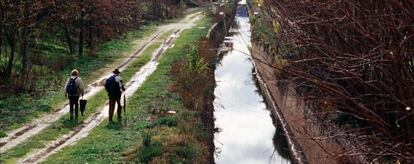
[0,0,188,92]
[252,0,414,162]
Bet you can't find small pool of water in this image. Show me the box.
[213,4,292,164]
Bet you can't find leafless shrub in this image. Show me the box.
[259,0,414,162]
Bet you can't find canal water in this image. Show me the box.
[213,3,292,164]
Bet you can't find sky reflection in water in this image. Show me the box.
[213,14,291,164]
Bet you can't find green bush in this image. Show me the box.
[177,143,198,159]
[156,116,178,127]
[146,116,178,128]
[0,130,6,138]
[139,133,164,162]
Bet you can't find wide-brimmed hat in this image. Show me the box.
[113,69,121,74]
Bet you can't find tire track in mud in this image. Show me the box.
[19,14,204,164]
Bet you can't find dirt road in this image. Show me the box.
[14,13,204,164]
[0,11,203,155]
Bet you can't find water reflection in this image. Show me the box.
[213,4,291,164]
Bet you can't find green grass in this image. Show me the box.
[41,16,212,164]
[0,30,175,163]
[0,23,161,134]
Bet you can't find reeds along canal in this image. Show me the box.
[213,2,292,164]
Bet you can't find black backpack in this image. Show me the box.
[105,75,121,96]
[66,77,78,96]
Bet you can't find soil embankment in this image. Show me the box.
[195,4,237,163]
[251,43,347,164]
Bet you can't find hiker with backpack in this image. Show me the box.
[104,69,126,122]
[64,69,85,120]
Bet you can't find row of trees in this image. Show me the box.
[0,0,184,91]
[257,0,414,162]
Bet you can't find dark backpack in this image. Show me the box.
[105,75,121,96]
[66,77,78,96]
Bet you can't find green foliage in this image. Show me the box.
[177,143,199,159]
[138,133,164,162]
[171,42,211,111]
[0,95,54,131]
[155,116,178,127]
[139,143,163,162]
[0,130,6,138]
[251,15,277,48]
[186,44,207,73]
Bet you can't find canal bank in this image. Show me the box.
[246,2,341,164]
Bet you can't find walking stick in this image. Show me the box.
[123,94,126,115]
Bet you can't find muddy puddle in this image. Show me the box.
[213,3,291,164]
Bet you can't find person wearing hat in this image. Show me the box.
[64,69,85,120]
[104,69,126,122]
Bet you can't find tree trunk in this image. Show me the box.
[64,27,74,54]
[79,29,84,57]
[152,0,157,20]
[4,33,16,82]
[165,0,168,18]
[88,27,92,48]
[20,0,30,90]
[0,1,5,65]
[88,27,95,56]
[2,1,19,83]
[0,18,3,58]
[78,0,85,57]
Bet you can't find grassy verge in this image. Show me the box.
[0,30,175,164]
[0,24,160,134]
[42,16,212,164]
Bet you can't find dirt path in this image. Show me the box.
[0,33,160,153]
[18,13,204,164]
[0,11,203,154]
